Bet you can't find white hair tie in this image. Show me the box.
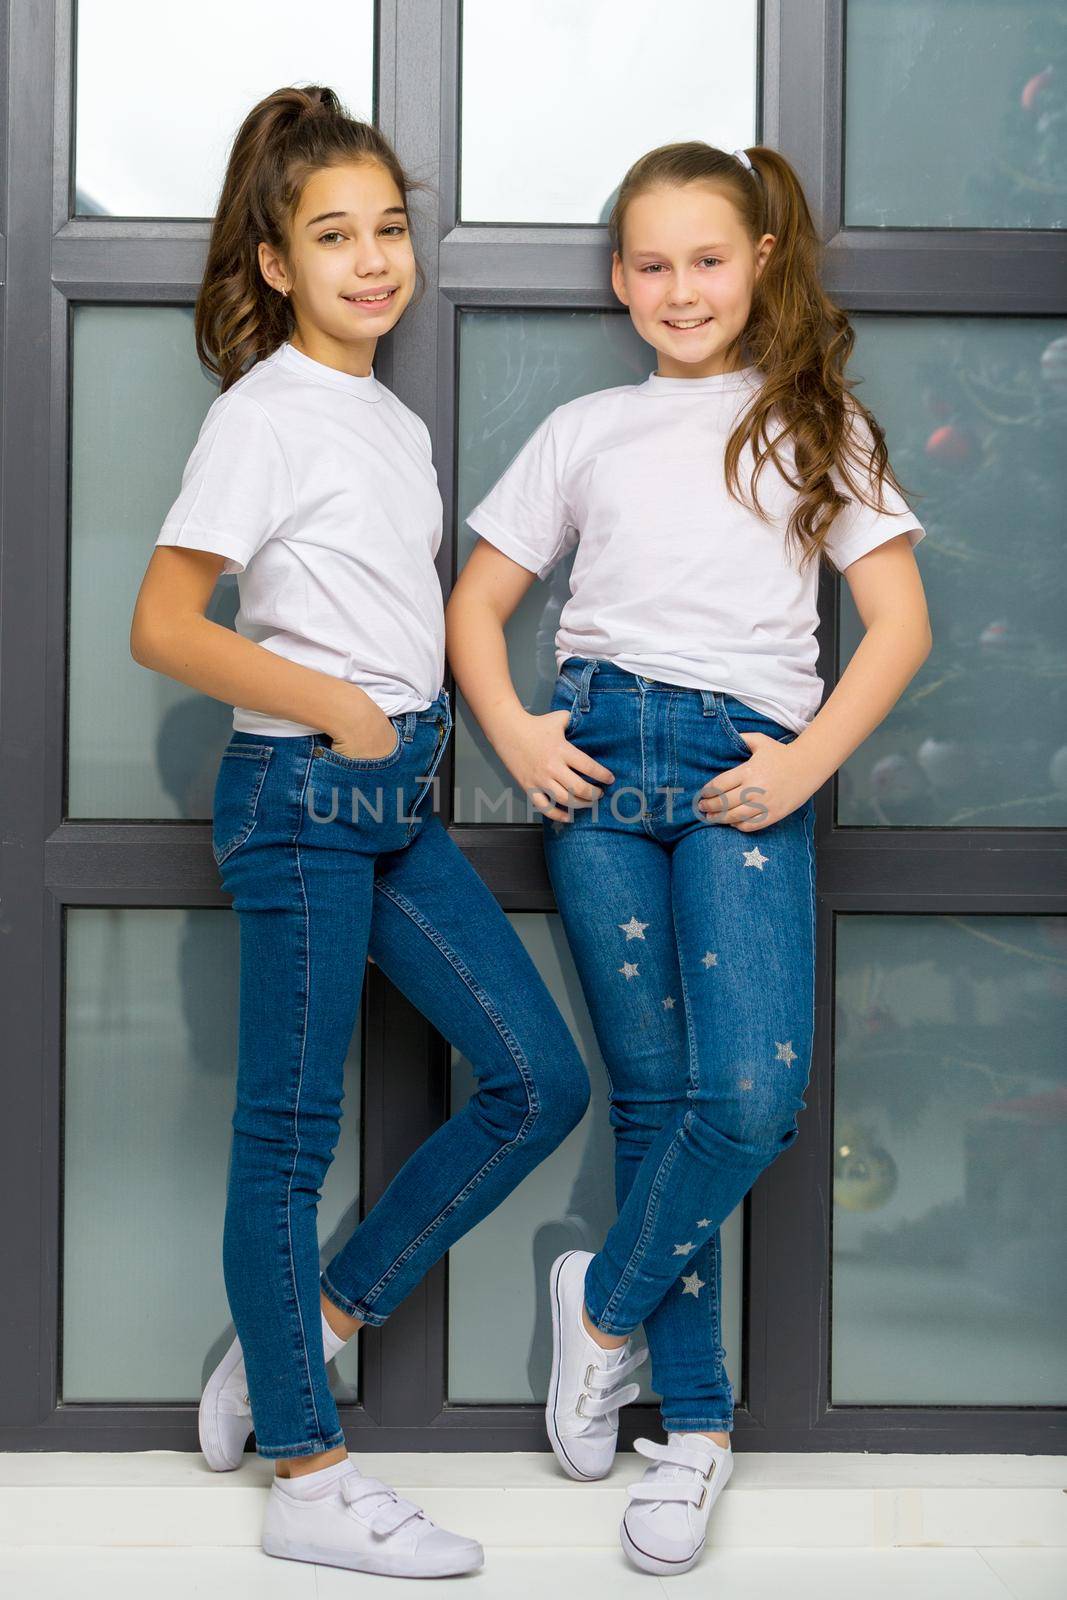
[733,147,757,175]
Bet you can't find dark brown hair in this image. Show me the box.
[608,142,917,572]
[195,85,431,393]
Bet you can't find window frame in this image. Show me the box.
[0,0,1062,1455]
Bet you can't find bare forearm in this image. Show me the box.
[792,616,933,786]
[132,613,367,735]
[445,592,530,755]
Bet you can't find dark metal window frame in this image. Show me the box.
[0,0,1063,1455]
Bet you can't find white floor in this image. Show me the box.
[0,1449,1064,1599]
[3,1545,1067,1599]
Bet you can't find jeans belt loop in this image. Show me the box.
[577,657,597,713]
[699,688,718,719]
[402,710,417,743]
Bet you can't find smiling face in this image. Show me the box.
[257,159,417,376]
[611,182,774,379]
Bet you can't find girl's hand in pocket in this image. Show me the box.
[327,688,400,760]
[498,709,614,821]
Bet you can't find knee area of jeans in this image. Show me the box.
[610,1100,681,1141]
[524,1067,590,1148]
[551,1058,592,1133]
[687,1103,801,1159]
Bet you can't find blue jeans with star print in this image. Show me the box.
[541,656,817,1433]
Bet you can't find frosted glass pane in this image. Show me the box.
[447,912,744,1404]
[62,909,361,1404]
[836,316,1067,828]
[68,305,234,820]
[461,0,758,223]
[74,0,374,217]
[832,914,1067,1405]
[845,0,1066,228]
[454,310,650,826]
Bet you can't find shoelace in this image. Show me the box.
[626,1436,717,1509]
[340,1472,425,1537]
[576,1343,649,1423]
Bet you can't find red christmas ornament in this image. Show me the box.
[924,424,972,465]
[1021,65,1054,112]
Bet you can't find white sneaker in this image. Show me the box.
[198,1308,349,1472]
[620,1431,733,1575]
[262,1456,484,1578]
[546,1250,648,1481]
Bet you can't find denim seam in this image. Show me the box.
[706,1229,724,1382]
[255,1427,347,1459]
[283,754,333,1448]
[598,1125,683,1329]
[350,879,541,1313]
[214,747,273,864]
[319,1271,388,1327]
[670,889,701,1096]
[405,720,450,842]
[637,685,655,839]
[665,691,679,826]
[663,1417,734,1430]
[555,674,584,735]
[715,698,754,760]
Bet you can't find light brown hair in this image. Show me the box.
[609,142,918,572]
[195,85,431,393]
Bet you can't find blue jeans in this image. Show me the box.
[212,688,590,1458]
[541,658,816,1433]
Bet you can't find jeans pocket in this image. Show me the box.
[212,744,274,865]
[551,673,585,736]
[312,719,404,770]
[716,695,798,759]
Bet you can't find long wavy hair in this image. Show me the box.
[195,85,432,393]
[608,142,918,573]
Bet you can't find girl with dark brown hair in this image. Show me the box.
[131,85,593,1579]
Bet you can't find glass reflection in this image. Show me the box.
[447,912,743,1404]
[62,908,361,1403]
[845,0,1066,228]
[461,0,757,223]
[74,0,374,217]
[69,305,234,819]
[832,913,1067,1405]
[837,316,1067,827]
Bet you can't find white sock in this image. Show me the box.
[321,1306,351,1362]
[277,1455,355,1498]
[231,1309,349,1400]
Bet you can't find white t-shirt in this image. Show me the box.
[466,366,925,733]
[156,340,445,735]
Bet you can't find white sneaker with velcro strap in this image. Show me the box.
[621,1431,733,1575]
[262,1457,484,1578]
[198,1307,350,1472]
[546,1249,649,1481]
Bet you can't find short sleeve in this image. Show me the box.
[465,411,579,580]
[821,404,926,574]
[417,413,434,460]
[155,393,294,576]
